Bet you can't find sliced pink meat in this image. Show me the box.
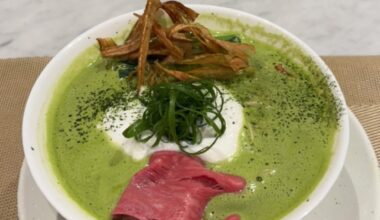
[224,214,241,220]
[112,151,246,220]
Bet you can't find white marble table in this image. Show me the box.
[1,0,379,58]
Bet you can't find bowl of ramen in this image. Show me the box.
[22,1,349,220]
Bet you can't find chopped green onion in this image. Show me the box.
[122,80,226,155]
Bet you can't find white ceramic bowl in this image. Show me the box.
[22,5,349,220]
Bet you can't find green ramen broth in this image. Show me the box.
[46,15,338,220]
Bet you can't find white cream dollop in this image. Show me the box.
[100,87,243,163]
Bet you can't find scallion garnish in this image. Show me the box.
[216,34,241,43]
[122,80,226,155]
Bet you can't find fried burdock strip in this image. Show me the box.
[98,39,141,58]
[215,39,256,61]
[97,38,117,51]
[136,0,162,90]
[162,24,254,78]
[97,0,255,89]
[152,23,184,60]
[117,46,169,60]
[154,61,198,81]
[97,15,143,58]
[161,1,199,23]
[175,54,248,71]
[125,14,143,43]
[155,62,239,81]
[187,66,242,80]
[168,23,255,58]
[169,24,221,53]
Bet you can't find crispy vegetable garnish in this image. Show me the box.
[97,38,117,51]
[97,0,255,91]
[152,23,184,60]
[136,0,162,90]
[154,61,198,81]
[176,54,247,71]
[161,1,199,23]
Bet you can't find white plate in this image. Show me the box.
[18,110,380,220]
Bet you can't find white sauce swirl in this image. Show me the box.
[100,87,243,163]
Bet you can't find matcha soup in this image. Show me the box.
[45,13,340,220]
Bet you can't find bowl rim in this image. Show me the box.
[22,4,349,220]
